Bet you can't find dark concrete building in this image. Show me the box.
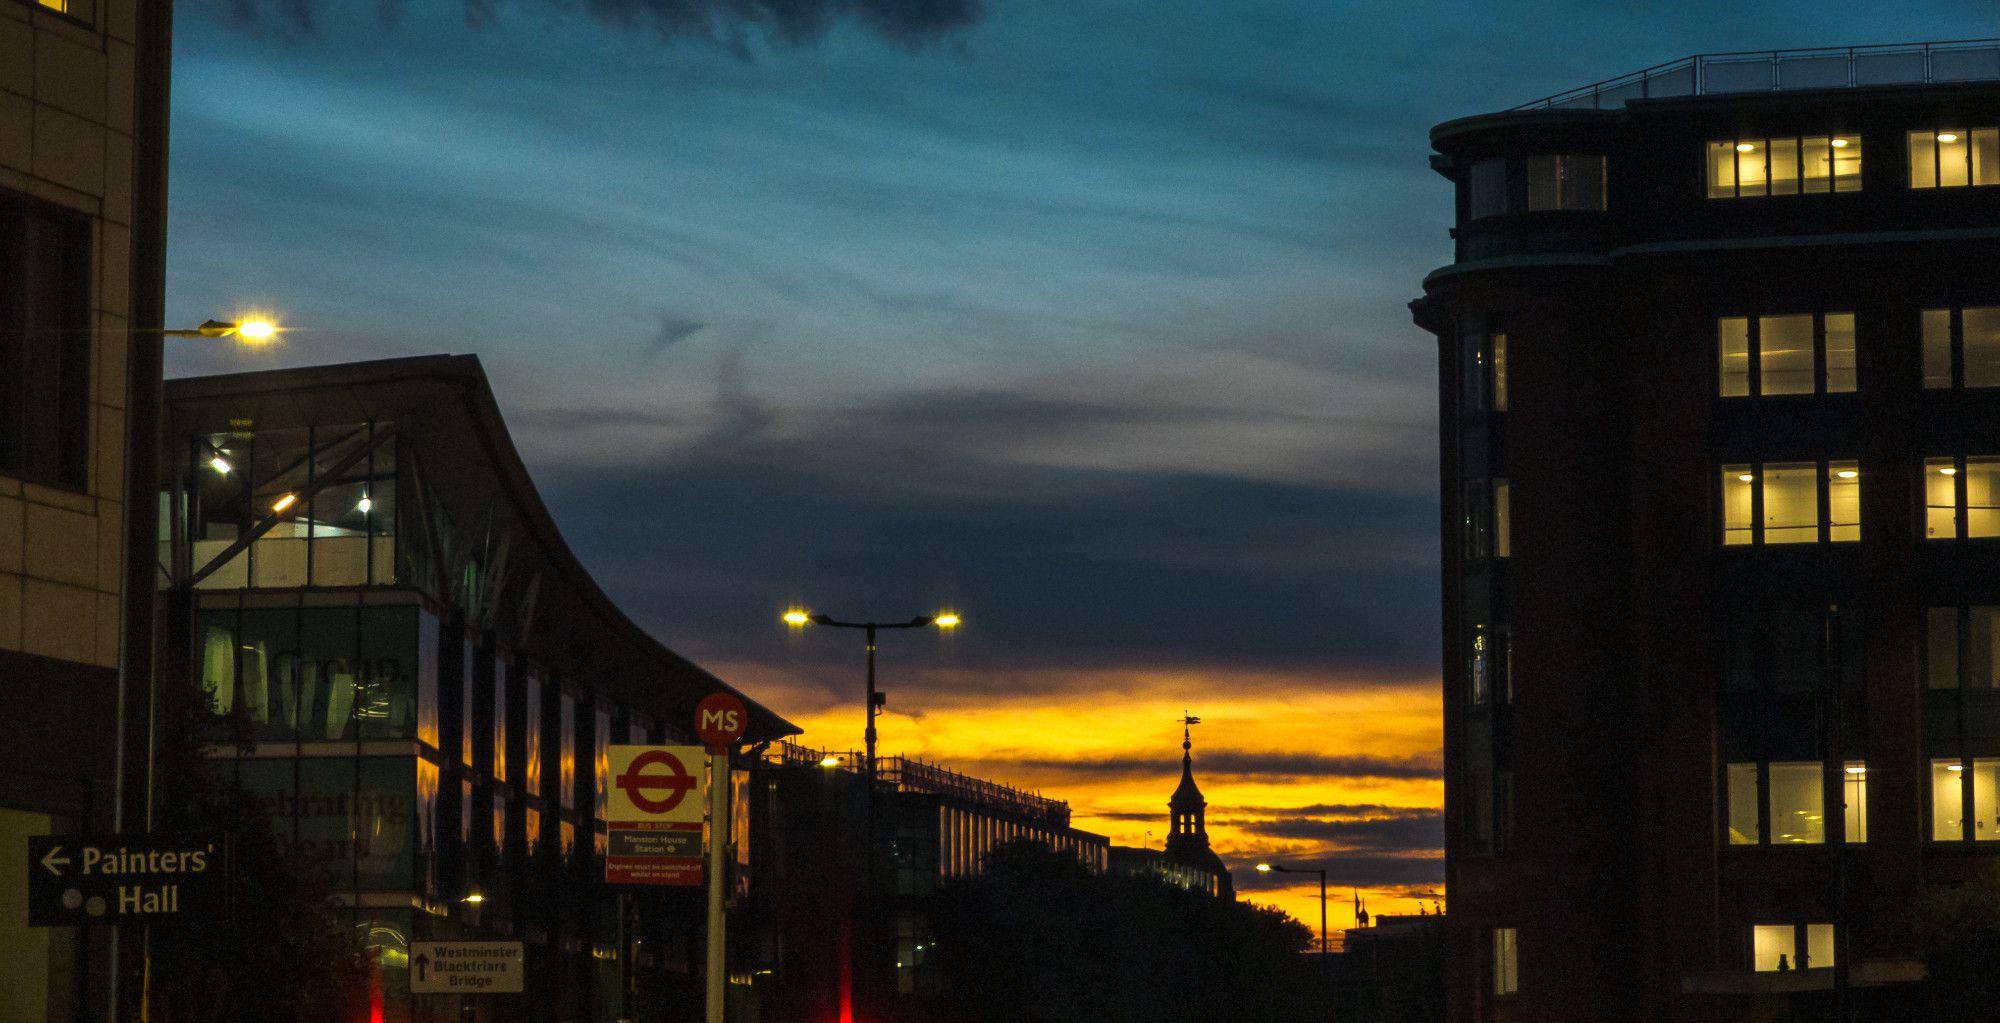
[743,742,1109,1022]
[158,355,797,1022]
[0,0,173,1019]
[1412,39,2000,1022]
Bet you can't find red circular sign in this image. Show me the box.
[695,693,749,749]
[616,750,698,815]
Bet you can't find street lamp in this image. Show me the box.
[161,317,279,341]
[783,609,960,785]
[1256,862,1329,956]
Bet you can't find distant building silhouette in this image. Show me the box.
[1111,715,1234,899]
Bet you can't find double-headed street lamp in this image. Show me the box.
[1256,861,1329,956]
[782,609,960,785]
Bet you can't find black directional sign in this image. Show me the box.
[27,834,228,926]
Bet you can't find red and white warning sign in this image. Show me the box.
[606,745,707,886]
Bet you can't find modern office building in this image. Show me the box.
[1413,39,2000,1021]
[0,0,170,1019]
[744,741,1110,1022]
[158,355,798,1022]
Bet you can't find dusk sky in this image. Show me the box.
[163,0,1993,936]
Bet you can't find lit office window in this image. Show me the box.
[1461,479,1510,561]
[1709,136,1860,198]
[1910,129,2000,188]
[1720,462,1858,545]
[1754,924,1834,972]
[1843,762,1868,843]
[1494,479,1511,557]
[1468,625,1507,705]
[1923,457,2000,539]
[1930,757,2000,843]
[1923,307,2000,388]
[1461,330,1507,414]
[1526,155,1606,211]
[1717,313,1856,396]
[1762,463,1818,544]
[1491,333,1509,410]
[1768,762,1825,844]
[1493,927,1519,996]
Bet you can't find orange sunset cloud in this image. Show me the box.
[714,661,1445,945]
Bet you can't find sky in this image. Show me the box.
[163,0,1997,939]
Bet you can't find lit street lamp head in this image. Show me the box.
[167,317,282,341]
[782,610,811,626]
[1256,863,1276,873]
[933,612,962,628]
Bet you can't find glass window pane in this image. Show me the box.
[1910,130,1939,189]
[1976,129,2000,186]
[198,609,239,718]
[1928,459,1961,539]
[1843,763,1867,843]
[1964,307,2000,387]
[1469,625,1491,704]
[239,607,298,741]
[1723,466,1756,544]
[1935,760,1966,840]
[1768,137,1800,195]
[523,669,542,798]
[1761,462,1818,543]
[1564,155,1606,210]
[1525,155,1560,211]
[1970,607,2000,690]
[1768,761,1824,844]
[1737,140,1768,197]
[1823,313,1855,393]
[1831,135,1862,192]
[1708,141,1739,198]
[1493,928,1518,995]
[1753,925,1796,972]
[1804,925,1835,970]
[1491,333,1508,411]
[1461,481,1490,560]
[1719,317,1751,397]
[1803,136,1832,193]
[1827,462,1859,542]
[1968,459,2000,538]
[559,690,577,810]
[1759,315,1814,395]
[1978,759,2000,842]
[1461,331,1487,413]
[1768,608,1822,694]
[1727,762,1761,845]
[1929,608,1961,689]
[1940,130,1971,187]
[1494,479,1511,558]
[1469,158,1507,219]
[1923,309,1953,388]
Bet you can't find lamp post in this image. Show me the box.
[781,609,960,787]
[1257,862,1329,956]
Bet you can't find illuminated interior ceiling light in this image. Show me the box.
[1949,764,1965,771]
[1735,142,1757,152]
[270,493,297,513]
[1939,133,1960,143]
[1737,473,1755,483]
[209,456,232,475]
[1942,467,1959,476]
[357,495,373,513]
[1845,765,1867,774]
[1830,137,1850,148]
[1836,470,1858,479]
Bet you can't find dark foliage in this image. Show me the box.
[931,840,1323,1023]
[143,674,368,1023]
[1913,865,2000,1023]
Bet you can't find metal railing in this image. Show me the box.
[1516,38,2000,111]
[763,741,1073,826]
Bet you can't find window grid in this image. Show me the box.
[1909,129,2000,189]
[1708,136,1861,198]
[1721,461,1859,546]
[1717,313,1856,397]
[1922,307,2000,389]
[1923,456,2000,540]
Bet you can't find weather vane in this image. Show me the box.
[1180,711,1201,749]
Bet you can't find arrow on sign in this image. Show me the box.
[414,953,430,983]
[40,846,69,877]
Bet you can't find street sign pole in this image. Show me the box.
[695,692,749,1023]
[705,748,729,1023]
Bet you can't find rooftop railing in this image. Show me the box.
[1515,39,2000,111]
[764,740,1073,826]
